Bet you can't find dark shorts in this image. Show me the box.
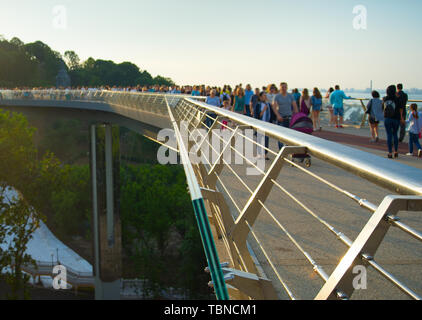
[333,107,344,117]
[369,116,379,125]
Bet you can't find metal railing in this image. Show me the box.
[170,97,422,300]
[164,96,229,300]
[322,98,422,128]
[0,89,195,116]
[1,89,422,300]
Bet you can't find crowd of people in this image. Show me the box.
[364,84,421,158]
[203,83,327,133]
[201,82,421,159]
[1,82,421,159]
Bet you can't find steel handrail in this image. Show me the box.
[184,97,422,196]
[164,96,229,301]
[174,97,422,300]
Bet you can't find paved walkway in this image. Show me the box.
[314,129,408,154]
[213,124,422,300]
[313,126,422,170]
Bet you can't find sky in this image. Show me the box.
[1,0,421,90]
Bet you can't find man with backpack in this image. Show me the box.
[383,85,404,159]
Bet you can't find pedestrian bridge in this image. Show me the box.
[1,89,422,300]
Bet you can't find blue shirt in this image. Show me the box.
[259,102,271,122]
[311,96,322,107]
[191,90,201,96]
[407,112,422,135]
[329,90,352,109]
[244,90,254,105]
[206,96,221,107]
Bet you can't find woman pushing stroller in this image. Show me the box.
[270,83,314,166]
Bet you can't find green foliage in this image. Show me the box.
[69,58,174,87]
[0,110,90,298]
[24,41,62,85]
[49,165,91,238]
[152,75,175,86]
[0,187,40,300]
[121,164,212,299]
[64,51,80,71]
[39,119,87,164]
[0,109,210,298]
[120,127,160,164]
[19,153,91,240]
[0,110,37,187]
[0,37,175,88]
[0,38,62,87]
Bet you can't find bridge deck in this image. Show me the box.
[214,128,422,300]
[2,91,421,300]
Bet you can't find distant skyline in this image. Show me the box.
[1,0,421,89]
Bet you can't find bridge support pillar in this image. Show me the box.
[90,124,122,300]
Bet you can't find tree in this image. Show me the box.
[24,41,63,85]
[116,62,141,86]
[0,38,39,87]
[0,110,37,188]
[120,164,212,299]
[39,119,87,163]
[10,37,24,48]
[0,37,176,88]
[49,165,91,238]
[82,57,95,70]
[137,70,153,86]
[153,75,175,86]
[64,50,80,71]
[0,186,40,300]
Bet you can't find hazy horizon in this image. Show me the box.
[1,0,421,89]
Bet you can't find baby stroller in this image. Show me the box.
[289,112,314,167]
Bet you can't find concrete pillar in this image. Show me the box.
[90,124,122,300]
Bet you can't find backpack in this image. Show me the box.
[300,99,310,115]
[416,112,422,139]
[384,100,396,118]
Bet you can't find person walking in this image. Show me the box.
[251,88,261,119]
[271,82,299,150]
[266,84,278,123]
[244,84,254,117]
[220,85,231,104]
[311,88,323,131]
[299,88,311,116]
[232,87,246,115]
[397,83,409,143]
[192,86,201,96]
[221,95,232,130]
[330,85,352,128]
[230,86,237,109]
[325,88,335,126]
[205,89,221,129]
[292,89,301,107]
[405,104,422,157]
[366,90,384,143]
[257,92,271,160]
[383,85,404,159]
